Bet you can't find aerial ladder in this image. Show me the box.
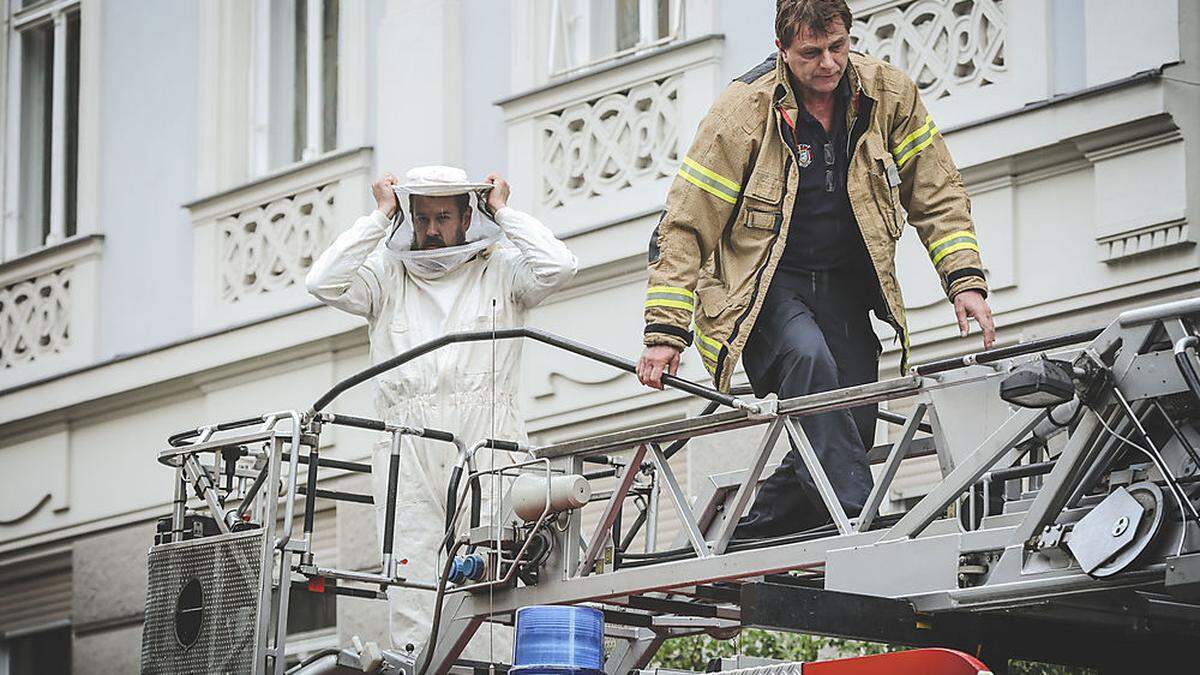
[139,298,1200,674]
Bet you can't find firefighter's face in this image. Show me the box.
[410,195,470,250]
[777,19,850,95]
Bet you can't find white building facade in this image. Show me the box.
[0,0,1196,672]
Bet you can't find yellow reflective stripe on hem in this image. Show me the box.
[694,326,722,364]
[931,241,980,265]
[895,131,937,168]
[695,345,718,374]
[647,286,695,300]
[646,299,695,311]
[678,157,740,204]
[696,330,721,351]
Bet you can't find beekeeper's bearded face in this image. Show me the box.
[410,193,471,250]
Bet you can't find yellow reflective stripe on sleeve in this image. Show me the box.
[895,115,934,152]
[931,241,980,265]
[927,230,979,265]
[645,285,696,312]
[647,286,695,300]
[645,298,694,311]
[678,156,741,205]
[895,133,937,168]
[927,230,976,251]
[892,115,939,168]
[682,156,740,191]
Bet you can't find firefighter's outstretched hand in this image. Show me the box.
[637,345,682,390]
[954,290,996,349]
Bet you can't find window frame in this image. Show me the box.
[1,0,80,262]
[249,0,339,178]
[547,0,684,79]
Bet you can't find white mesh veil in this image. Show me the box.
[382,166,506,279]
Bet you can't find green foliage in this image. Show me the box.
[1008,661,1098,675]
[650,629,893,671]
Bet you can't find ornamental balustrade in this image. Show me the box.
[218,183,337,304]
[538,75,681,209]
[0,267,70,370]
[500,36,723,230]
[186,147,372,330]
[0,235,102,386]
[850,0,1008,102]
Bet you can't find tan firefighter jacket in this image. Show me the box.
[643,51,988,391]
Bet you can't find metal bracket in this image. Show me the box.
[746,397,778,421]
[577,444,648,577]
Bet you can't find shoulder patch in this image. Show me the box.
[736,54,776,84]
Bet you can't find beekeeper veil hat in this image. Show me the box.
[384,165,504,278]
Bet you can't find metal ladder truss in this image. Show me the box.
[154,298,1200,674]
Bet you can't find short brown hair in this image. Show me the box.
[775,0,853,49]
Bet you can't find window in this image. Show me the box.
[252,0,339,175]
[0,554,72,675]
[4,0,81,259]
[548,0,681,77]
[0,625,72,675]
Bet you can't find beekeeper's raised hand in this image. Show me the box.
[371,173,400,218]
[484,173,510,214]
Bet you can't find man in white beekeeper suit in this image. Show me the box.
[305,165,577,658]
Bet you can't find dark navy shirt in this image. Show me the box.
[779,77,862,272]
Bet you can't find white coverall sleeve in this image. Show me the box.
[494,206,578,308]
[304,209,390,318]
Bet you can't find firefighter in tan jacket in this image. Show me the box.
[636,0,996,537]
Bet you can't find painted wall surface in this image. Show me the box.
[95,0,200,360]
[718,0,776,81]
[1084,0,1180,87]
[462,0,511,179]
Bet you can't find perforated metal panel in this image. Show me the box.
[140,529,266,675]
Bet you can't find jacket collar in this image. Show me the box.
[772,51,873,118]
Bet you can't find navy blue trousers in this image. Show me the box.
[733,266,880,538]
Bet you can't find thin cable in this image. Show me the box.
[1112,390,1200,528]
[284,649,341,674]
[488,297,497,668]
[1094,410,1188,557]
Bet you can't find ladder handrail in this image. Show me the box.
[308,326,755,414]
